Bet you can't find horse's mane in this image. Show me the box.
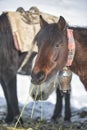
[67,25,87,49]
[68,26,87,31]
[0,13,15,66]
[0,12,14,47]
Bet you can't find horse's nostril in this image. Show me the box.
[37,71,45,82]
[31,71,45,84]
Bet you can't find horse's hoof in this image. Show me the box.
[47,118,57,124]
[46,118,57,124]
[5,116,14,124]
[63,120,72,127]
[47,116,62,124]
[11,116,24,127]
[5,115,23,127]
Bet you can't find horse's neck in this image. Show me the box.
[70,29,87,83]
[73,28,87,64]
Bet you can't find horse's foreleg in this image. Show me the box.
[64,90,71,121]
[1,79,14,122]
[1,75,20,123]
[52,87,62,120]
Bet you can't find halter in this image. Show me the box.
[66,28,75,66]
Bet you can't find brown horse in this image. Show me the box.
[31,15,87,122]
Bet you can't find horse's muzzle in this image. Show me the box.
[31,71,45,85]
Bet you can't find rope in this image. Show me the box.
[31,85,39,118]
[40,84,44,121]
[14,83,34,130]
[18,43,37,73]
[14,74,58,129]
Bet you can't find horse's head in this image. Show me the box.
[31,16,68,85]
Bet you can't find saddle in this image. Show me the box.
[7,7,59,52]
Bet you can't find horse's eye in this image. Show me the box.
[61,44,64,47]
[55,44,59,47]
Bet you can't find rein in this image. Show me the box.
[66,28,75,66]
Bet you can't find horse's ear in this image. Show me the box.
[57,16,66,31]
[40,15,48,28]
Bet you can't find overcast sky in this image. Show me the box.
[0,0,87,26]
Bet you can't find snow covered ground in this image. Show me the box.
[17,73,87,109]
[0,0,87,118]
